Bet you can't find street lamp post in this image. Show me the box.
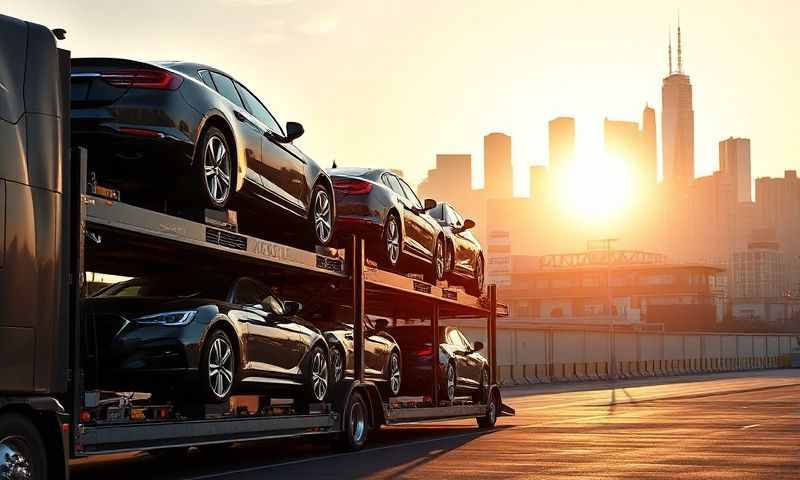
[589,238,619,382]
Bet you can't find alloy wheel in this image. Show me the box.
[349,400,366,445]
[331,348,344,383]
[208,337,234,399]
[476,258,485,294]
[311,350,329,401]
[447,364,455,401]
[435,239,445,280]
[0,435,33,480]
[314,189,332,244]
[386,218,400,266]
[389,353,401,395]
[203,135,231,205]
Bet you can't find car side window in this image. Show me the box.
[428,203,445,222]
[197,70,215,89]
[398,178,423,209]
[234,82,283,135]
[232,278,270,305]
[209,72,244,109]
[446,328,464,347]
[457,330,473,349]
[384,174,406,199]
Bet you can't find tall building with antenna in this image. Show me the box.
[661,19,694,185]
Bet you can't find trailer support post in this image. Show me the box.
[352,235,365,382]
[431,301,440,406]
[489,284,497,385]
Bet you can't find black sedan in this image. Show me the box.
[387,326,489,402]
[83,274,331,405]
[310,311,402,397]
[71,58,334,247]
[429,202,485,296]
[329,167,446,283]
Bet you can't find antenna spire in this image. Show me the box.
[668,24,673,74]
[677,12,683,73]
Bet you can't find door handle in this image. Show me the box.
[234,111,246,122]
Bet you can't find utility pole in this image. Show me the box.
[589,238,619,381]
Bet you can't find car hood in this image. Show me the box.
[83,296,223,317]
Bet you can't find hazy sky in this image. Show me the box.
[7,0,799,194]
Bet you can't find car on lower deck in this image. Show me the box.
[387,325,489,403]
[328,167,446,283]
[428,202,485,296]
[71,58,334,247]
[83,274,331,406]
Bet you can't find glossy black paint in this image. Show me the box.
[70,58,333,240]
[429,202,485,295]
[82,275,328,399]
[387,326,488,397]
[328,167,444,272]
[0,15,70,395]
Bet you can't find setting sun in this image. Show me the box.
[561,153,634,223]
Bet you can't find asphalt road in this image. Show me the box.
[70,369,800,479]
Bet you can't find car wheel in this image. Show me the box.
[197,126,234,210]
[383,351,402,397]
[310,184,333,247]
[305,346,329,402]
[426,236,445,284]
[0,413,47,480]
[200,330,236,403]
[468,255,485,297]
[441,361,456,402]
[476,391,498,429]
[383,213,401,270]
[330,346,345,384]
[473,367,490,403]
[446,243,455,274]
[334,391,369,451]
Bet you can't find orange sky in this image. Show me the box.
[9,0,800,194]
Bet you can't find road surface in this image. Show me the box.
[71,369,800,479]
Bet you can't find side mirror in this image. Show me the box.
[261,295,285,315]
[423,198,437,211]
[283,300,303,316]
[285,121,304,142]
[473,341,484,352]
[462,219,476,230]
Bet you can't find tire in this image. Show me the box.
[441,361,456,402]
[330,346,345,385]
[196,126,234,210]
[335,391,369,451]
[199,329,236,403]
[304,345,329,403]
[467,255,485,297]
[446,243,455,274]
[0,413,47,480]
[383,350,402,398]
[426,236,445,284]
[472,368,490,403]
[310,184,334,247]
[477,391,499,429]
[383,213,402,270]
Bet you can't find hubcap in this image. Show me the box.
[350,401,366,444]
[204,135,231,205]
[311,351,328,401]
[208,337,233,399]
[331,348,344,383]
[0,436,33,480]
[314,190,332,244]
[447,365,455,400]
[389,354,401,395]
[488,397,497,423]
[435,240,445,280]
[386,218,400,265]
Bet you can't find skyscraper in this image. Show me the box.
[661,22,694,185]
[642,105,657,184]
[548,117,575,175]
[756,170,800,259]
[484,132,513,199]
[719,137,751,202]
[603,104,657,188]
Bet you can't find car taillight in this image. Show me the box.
[100,69,183,90]
[333,178,373,195]
[417,345,433,356]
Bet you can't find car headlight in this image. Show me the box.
[135,311,196,326]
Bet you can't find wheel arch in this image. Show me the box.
[194,113,242,192]
[206,318,242,375]
[310,173,336,220]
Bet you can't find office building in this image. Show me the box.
[483,133,513,199]
[661,24,694,185]
[719,137,752,202]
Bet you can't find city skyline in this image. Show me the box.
[7,0,800,192]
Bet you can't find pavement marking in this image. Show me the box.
[741,424,760,429]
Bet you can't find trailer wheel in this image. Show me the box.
[476,390,498,429]
[335,391,369,451]
[0,413,48,480]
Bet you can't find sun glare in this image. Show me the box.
[560,153,634,223]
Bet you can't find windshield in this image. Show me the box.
[95,275,230,300]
